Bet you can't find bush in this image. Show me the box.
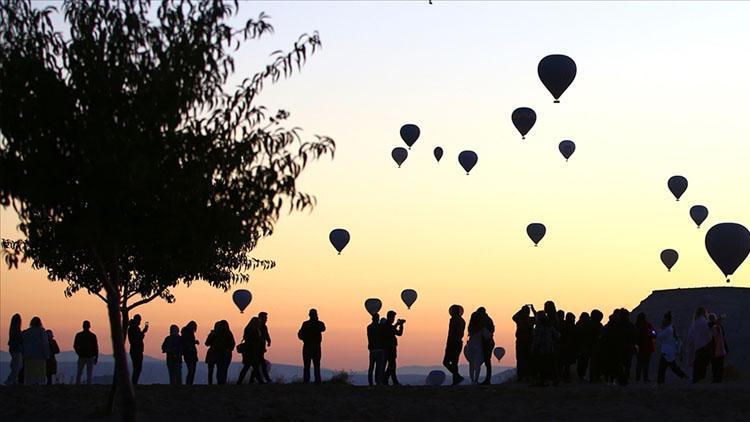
[327,370,354,385]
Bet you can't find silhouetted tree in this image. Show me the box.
[0,0,334,419]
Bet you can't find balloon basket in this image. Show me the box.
[554,100,560,103]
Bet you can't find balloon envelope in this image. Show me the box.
[538,54,577,103]
[493,347,506,361]
[401,289,418,309]
[232,289,252,313]
[668,176,688,201]
[527,223,546,246]
[705,223,750,282]
[391,147,408,167]
[512,107,536,139]
[364,298,383,315]
[690,205,709,228]
[660,249,679,271]
[434,146,444,162]
[329,229,350,254]
[458,150,478,174]
[426,370,446,386]
[559,140,576,161]
[400,124,420,149]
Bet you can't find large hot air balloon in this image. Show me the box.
[705,223,750,283]
[538,54,577,103]
[364,298,382,315]
[668,176,688,201]
[458,150,478,175]
[401,289,418,309]
[329,229,350,254]
[690,205,709,228]
[526,223,546,246]
[558,140,576,161]
[434,147,444,162]
[493,347,506,361]
[660,249,678,272]
[400,124,420,149]
[512,107,536,139]
[392,147,408,168]
[426,370,446,386]
[232,289,252,313]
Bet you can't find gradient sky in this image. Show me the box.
[2,1,750,370]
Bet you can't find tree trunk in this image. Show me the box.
[105,287,137,421]
[106,307,130,415]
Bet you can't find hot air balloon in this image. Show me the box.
[493,347,506,361]
[392,147,408,168]
[660,249,678,272]
[426,370,446,386]
[364,298,383,315]
[690,205,709,228]
[668,176,688,201]
[512,107,536,139]
[558,140,576,161]
[538,54,577,103]
[434,146,444,162]
[705,223,750,283]
[458,150,478,175]
[232,289,252,313]
[401,289,418,309]
[329,229,350,254]
[527,223,546,246]
[400,124,420,149]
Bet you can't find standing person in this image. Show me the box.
[5,313,23,385]
[560,313,577,383]
[588,310,604,382]
[258,312,272,383]
[21,316,49,385]
[686,307,712,383]
[366,313,384,386]
[634,312,656,382]
[381,311,405,386]
[237,317,264,385]
[620,309,636,382]
[709,314,728,383]
[127,314,149,385]
[656,311,687,384]
[531,312,560,387]
[74,320,99,385]
[214,320,235,385]
[471,307,495,385]
[465,310,491,384]
[204,321,221,385]
[298,309,326,384]
[181,321,199,385]
[45,330,60,385]
[443,305,466,385]
[575,312,592,380]
[512,305,535,383]
[161,324,182,385]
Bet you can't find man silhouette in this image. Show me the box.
[258,312,272,383]
[298,309,326,384]
[127,314,148,385]
[74,320,98,385]
[443,305,465,385]
[513,305,535,382]
[367,313,384,386]
[381,310,405,386]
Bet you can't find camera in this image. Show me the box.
[397,319,406,324]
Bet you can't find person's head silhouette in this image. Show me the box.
[309,309,318,320]
[387,310,396,323]
[83,320,91,330]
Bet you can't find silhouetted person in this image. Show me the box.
[45,330,60,385]
[600,311,624,385]
[367,313,384,386]
[634,312,656,382]
[708,314,727,383]
[466,310,492,384]
[127,314,148,385]
[205,320,234,385]
[575,312,592,380]
[5,313,23,385]
[560,312,577,382]
[512,305,535,382]
[181,321,199,385]
[382,310,405,385]
[237,317,264,385]
[74,320,98,385]
[543,301,561,382]
[162,324,182,385]
[298,309,326,384]
[205,321,221,385]
[258,312,272,383]
[656,311,686,384]
[443,305,465,385]
[620,308,636,381]
[686,307,712,383]
[588,309,604,382]
[531,311,559,387]
[21,316,49,385]
[468,307,495,385]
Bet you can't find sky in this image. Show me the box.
[2,1,750,370]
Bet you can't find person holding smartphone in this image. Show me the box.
[381,310,405,386]
[127,314,149,385]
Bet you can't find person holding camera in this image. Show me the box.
[380,310,405,386]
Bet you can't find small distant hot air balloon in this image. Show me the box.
[660,249,679,272]
[705,223,750,283]
[512,107,536,139]
[401,289,418,309]
[690,205,709,228]
[458,150,478,175]
[400,124,420,149]
[232,289,252,313]
[538,54,577,103]
[668,176,688,201]
[329,229,350,254]
[364,298,383,315]
[493,347,506,361]
[434,146,444,162]
[426,370,446,386]
[527,223,546,246]
[558,140,575,161]
[392,147,408,168]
